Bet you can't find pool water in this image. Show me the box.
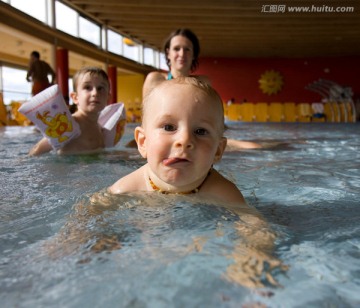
[1,122,359,307]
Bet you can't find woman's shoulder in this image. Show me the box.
[143,71,167,97]
[146,71,167,82]
[194,74,211,85]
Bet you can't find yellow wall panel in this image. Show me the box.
[284,102,297,122]
[268,102,284,122]
[254,102,269,122]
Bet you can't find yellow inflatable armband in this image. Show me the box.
[18,85,81,150]
[98,102,126,147]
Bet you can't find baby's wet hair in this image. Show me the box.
[143,76,225,133]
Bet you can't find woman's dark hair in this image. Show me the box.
[163,28,200,72]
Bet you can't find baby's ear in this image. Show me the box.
[134,126,147,158]
[214,137,227,163]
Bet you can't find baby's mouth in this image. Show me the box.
[163,157,189,166]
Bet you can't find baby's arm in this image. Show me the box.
[29,137,53,156]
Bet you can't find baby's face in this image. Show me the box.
[140,82,226,189]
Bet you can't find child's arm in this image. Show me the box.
[29,137,53,156]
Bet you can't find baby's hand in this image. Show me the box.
[90,235,122,253]
[225,246,288,288]
[89,191,114,207]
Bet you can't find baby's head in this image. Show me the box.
[72,67,110,92]
[135,77,226,192]
[142,77,225,136]
[136,77,227,191]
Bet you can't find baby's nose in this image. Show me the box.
[175,129,194,149]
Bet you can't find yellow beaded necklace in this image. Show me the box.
[148,170,211,195]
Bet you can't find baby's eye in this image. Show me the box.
[194,128,208,136]
[164,124,176,131]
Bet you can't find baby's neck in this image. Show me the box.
[146,168,211,195]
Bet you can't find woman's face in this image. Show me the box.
[167,35,194,74]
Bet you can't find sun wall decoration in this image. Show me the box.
[258,70,284,95]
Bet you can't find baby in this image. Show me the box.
[109,77,246,205]
[29,67,110,155]
[54,77,286,287]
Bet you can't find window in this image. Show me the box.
[5,0,164,70]
[55,1,77,36]
[144,47,155,66]
[123,40,140,62]
[159,52,168,71]
[107,30,123,55]
[79,16,100,46]
[1,66,31,105]
[10,0,48,23]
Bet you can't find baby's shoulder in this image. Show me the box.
[108,166,147,194]
[203,169,246,204]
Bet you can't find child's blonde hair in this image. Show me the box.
[143,76,225,132]
[72,66,110,91]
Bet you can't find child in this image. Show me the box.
[29,67,111,156]
[109,77,246,205]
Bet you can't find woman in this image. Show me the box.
[133,28,261,150]
[142,28,210,97]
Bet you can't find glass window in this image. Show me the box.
[107,30,123,55]
[159,52,168,71]
[10,0,47,23]
[144,47,155,66]
[79,16,100,46]
[123,39,140,62]
[55,1,78,36]
[1,66,31,105]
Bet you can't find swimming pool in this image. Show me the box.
[1,122,359,307]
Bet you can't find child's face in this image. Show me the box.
[136,82,226,189]
[167,35,193,73]
[71,72,109,114]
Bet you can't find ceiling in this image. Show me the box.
[64,0,360,58]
